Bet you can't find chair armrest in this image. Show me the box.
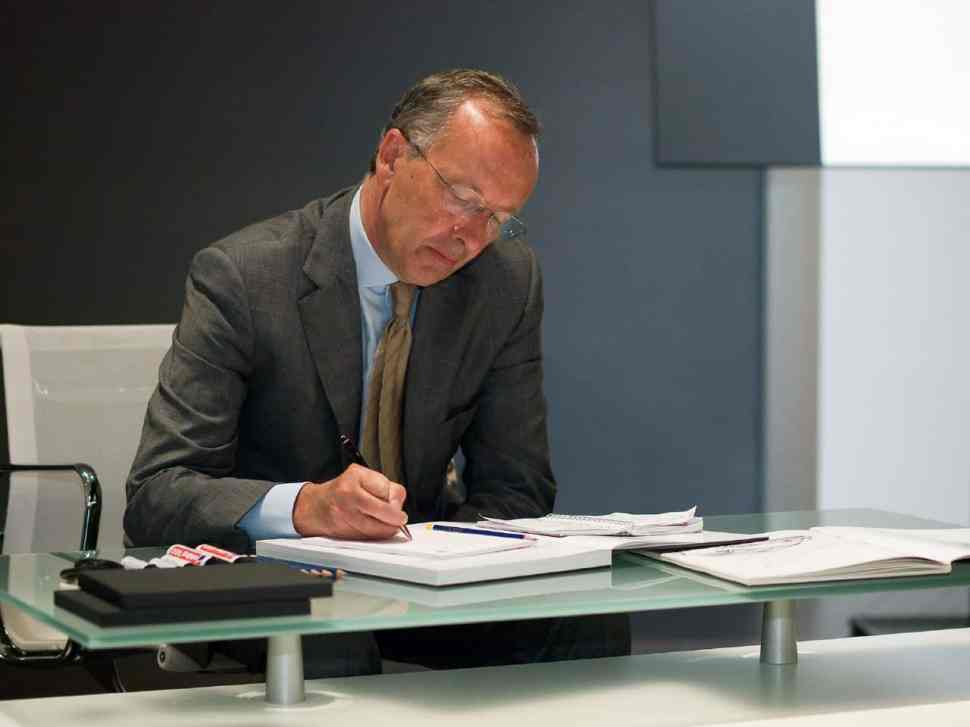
[1,463,102,551]
[0,463,101,665]
[0,624,81,666]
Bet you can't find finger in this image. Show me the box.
[355,473,407,512]
[340,469,407,528]
[355,487,408,527]
[358,471,393,501]
[387,483,407,509]
[346,509,402,540]
[341,512,389,540]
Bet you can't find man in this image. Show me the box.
[125,69,629,675]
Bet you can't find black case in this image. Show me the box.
[54,589,311,627]
[75,562,332,609]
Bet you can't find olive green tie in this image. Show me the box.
[361,282,416,486]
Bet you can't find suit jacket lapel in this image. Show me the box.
[298,191,364,442]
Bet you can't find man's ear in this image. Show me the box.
[376,129,407,179]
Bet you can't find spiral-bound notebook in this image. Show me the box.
[478,507,701,537]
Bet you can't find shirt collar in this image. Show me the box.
[349,186,397,289]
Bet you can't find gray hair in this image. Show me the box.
[368,69,540,174]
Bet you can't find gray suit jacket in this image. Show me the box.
[124,188,555,548]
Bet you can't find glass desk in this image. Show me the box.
[2,509,968,705]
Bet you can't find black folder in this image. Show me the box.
[53,563,332,627]
[76,563,332,609]
[54,589,311,627]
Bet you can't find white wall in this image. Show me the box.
[817,0,970,165]
[765,168,970,638]
[817,169,970,525]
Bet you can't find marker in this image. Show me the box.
[427,523,537,541]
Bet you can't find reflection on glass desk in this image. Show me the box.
[1,509,968,705]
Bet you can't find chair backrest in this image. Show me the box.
[0,324,173,655]
[1,324,174,552]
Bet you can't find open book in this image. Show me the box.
[636,527,970,586]
[256,521,760,586]
[478,507,701,537]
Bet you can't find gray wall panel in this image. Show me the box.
[653,0,821,165]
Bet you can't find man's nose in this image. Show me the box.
[452,213,490,254]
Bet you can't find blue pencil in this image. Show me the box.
[427,524,537,541]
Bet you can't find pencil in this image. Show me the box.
[426,523,537,541]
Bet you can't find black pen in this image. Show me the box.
[339,434,412,541]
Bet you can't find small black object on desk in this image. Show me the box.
[59,558,124,585]
[54,562,333,627]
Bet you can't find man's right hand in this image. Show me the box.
[291,464,408,540]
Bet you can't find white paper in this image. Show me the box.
[300,525,534,560]
[479,507,699,537]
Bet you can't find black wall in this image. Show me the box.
[3,1,762,552]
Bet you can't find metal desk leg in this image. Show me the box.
[760,600,798,665]
[265,633,305,705]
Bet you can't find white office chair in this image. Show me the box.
[0,323,174,664]
[0,324,412,680]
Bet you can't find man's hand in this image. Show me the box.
[292,464,408,540]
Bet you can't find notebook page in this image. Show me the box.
[301,525,534,560]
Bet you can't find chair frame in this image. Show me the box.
[0,462,101,665]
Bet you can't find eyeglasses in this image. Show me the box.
[397,130,527,244]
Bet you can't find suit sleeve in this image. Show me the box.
[124,246,276,548]
[451,246,556,522]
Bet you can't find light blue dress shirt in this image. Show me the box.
[238,187,417,542]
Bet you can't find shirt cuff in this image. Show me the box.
[237,482,304,543]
